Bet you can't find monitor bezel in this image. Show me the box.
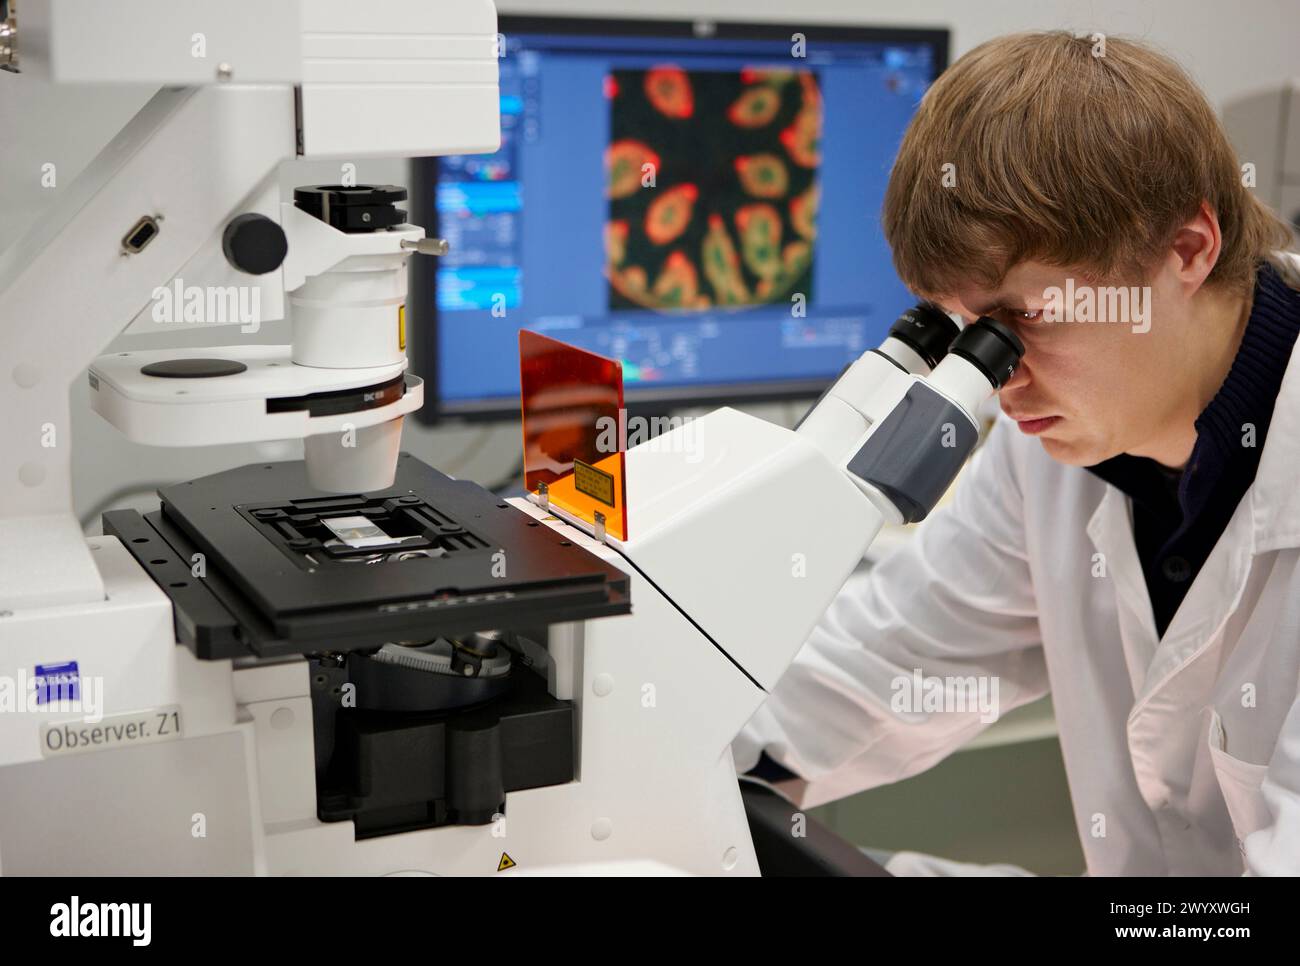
[410,14,950,423]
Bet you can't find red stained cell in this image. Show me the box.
[644,183,698,245]
[728,87,781,129]
[645,66,694,119]
[741,67,795,87]
[702,218,749,305]
[789,184,818,240]
[799,72,821,109]
[735,153,789,198]
[603,74,620,99]
[605,220,629,266]
[781,108,821,168]
[735,203,782,280]
[653,250,702,308]
[606,140,661,199]
[738,202,774,239]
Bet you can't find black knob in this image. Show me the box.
[293,184,408,233]
[951,317,1025,389]
[889,302,962,369]
[222,213,288,275]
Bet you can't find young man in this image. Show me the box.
[734,31,1300,876]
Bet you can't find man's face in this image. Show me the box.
[938,259,1196,467]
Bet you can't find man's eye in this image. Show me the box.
[998,309,1042,324]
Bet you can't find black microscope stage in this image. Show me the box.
[105,454,631,659]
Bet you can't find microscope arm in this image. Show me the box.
[0,85,295,610]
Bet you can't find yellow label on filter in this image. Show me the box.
[573,458,616,507]
[398,304,406,351]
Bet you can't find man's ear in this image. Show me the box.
[1167,200,1222,292]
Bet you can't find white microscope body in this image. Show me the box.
[0,1,1021,874]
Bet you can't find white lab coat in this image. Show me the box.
[735,301,1300,876]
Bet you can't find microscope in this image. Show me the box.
[0,0,1022,874]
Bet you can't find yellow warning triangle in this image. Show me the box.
[497,852,517,872]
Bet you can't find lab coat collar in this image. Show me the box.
[1248,333,1300,552]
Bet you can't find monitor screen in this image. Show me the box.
[409,16,948,420]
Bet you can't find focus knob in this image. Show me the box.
[222,213,288,275]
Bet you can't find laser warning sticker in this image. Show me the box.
[573,459,616,507]
[497,852,516,872]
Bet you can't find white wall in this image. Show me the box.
[3,0,1297,521]
[501,0,1300,109]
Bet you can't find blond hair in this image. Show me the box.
[882,31,1294,298]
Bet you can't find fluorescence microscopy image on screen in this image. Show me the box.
[605,66,822,312]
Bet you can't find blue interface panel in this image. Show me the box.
[427,23,944,414]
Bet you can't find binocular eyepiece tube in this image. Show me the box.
[878,302,1025,390]
[845,304,1027,524]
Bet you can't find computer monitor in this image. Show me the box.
[409,16,949,421]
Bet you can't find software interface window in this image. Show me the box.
[431,29,938,413]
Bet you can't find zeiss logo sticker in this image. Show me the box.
[34,662,81,705]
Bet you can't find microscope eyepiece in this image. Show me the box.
[888,302,962,369]
[950,317,1025,389]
